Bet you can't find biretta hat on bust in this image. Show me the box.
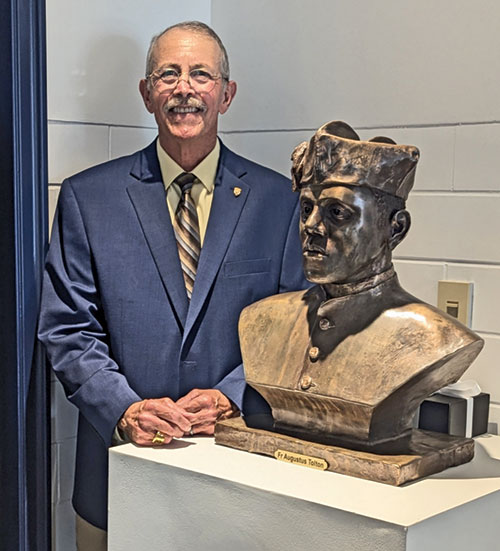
[291,120,420,200]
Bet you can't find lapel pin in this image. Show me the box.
[233,187,242,197]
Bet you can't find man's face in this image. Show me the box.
[139,28,236,146]
[300,184,392,285]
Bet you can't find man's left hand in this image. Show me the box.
[176,389,239,436]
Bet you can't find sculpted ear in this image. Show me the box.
[389,209,410,250]
[291,141,308,192]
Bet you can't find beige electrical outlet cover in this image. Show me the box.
[437,281,473,326]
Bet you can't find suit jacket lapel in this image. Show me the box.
[127,141,189,328]
[184,147,250,339]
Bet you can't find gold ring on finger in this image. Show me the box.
[152,430,165,444]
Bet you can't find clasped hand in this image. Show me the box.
[118,389,238,446]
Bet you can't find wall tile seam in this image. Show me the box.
[219,121,500,135]
[410,190,500,196]
[51,445,76,452]
[53,490,75,505]
[53,499,74,507]
[394,256,500,268]
[443,261,500,270]
[48,119,157,131]
[51,440,77,447]
[394,260,445,266]
[108,126,112,160]
[476,331,500,339]
[53,496,69,507]
[47,122,500,134]
[48,120,108,129]
[451,126,457,192]
[51,436,77,444]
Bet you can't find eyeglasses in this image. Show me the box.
[147,67,224,93]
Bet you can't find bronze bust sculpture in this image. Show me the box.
[216,121,484,483]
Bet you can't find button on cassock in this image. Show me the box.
[300,375,313,390]
[309,346,320,361]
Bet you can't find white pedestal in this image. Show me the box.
[108,434,500,550]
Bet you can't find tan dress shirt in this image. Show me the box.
[156,139,220,245]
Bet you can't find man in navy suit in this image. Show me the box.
[38,21,305,549]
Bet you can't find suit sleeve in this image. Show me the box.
[215,196,309,411]
[38,180,141,447]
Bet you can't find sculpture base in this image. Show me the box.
[215,417,474,486]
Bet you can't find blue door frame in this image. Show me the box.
[0,0,50,549]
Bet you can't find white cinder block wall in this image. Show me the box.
[46,1,211,549]
[47,0,500,548]
[213,0,500,430]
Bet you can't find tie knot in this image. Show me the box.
[175,172,197,194]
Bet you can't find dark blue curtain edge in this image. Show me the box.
[0,0,50,549]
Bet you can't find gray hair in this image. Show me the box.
[145,21,230,81]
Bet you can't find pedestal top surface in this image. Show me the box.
[110,433,500,526]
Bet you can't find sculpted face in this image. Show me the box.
[139,28,236,150]
[300,185,393,285]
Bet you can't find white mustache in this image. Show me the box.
[164,97,207,113]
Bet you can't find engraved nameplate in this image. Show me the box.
[274,449,328,470]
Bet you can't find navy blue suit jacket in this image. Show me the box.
[38,140,306,529]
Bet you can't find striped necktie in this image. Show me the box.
[173,172,201,299]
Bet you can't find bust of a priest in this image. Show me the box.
[239,120,483,448]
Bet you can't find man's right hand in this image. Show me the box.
[118,398,192,446]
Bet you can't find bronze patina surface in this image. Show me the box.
[215,417,475,486]
[240,276,482,446]
[215,121,483,483]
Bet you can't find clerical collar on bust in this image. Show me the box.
[321,266,396,301]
